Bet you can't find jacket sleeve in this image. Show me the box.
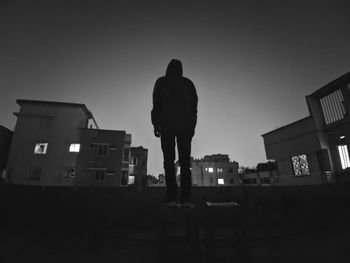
[151,79,161,128]
[190,81,198,129]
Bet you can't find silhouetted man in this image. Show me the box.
[152,59,198,206]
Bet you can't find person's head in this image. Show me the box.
[166,59,183,78]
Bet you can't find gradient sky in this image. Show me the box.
[1,0,350,175]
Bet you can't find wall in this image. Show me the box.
[130,146,148,189]
[0,126,13,181]
[77,129,128,187]
[7,104,89,186]
[263,117,326,185]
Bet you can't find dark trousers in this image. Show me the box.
[161,130,192,202]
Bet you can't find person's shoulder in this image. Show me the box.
[182,77,195,86]
[155,76,167,86]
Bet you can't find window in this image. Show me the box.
[320,89,346,125]
[217,168,223,173]
[130,157,138,165]
[92,143,109,156]
[291,154,310,176]
[121,170,129,185]
[218,178,224,185]
[210,178,213,183]
[69,144,80,152]
[208,167,214,173]
[29,167,41,181]
[338,145,350,169]
[34,143,48,154]
[94,170,106,182]
[64,168,75,179]
[123,147,130,163]
[128,175,135,185]
[229,179,234,184]
[228,168,234,173]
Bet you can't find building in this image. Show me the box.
[240,161,279,186]
[176,154,239,186]
[262,72,350,185]
[76,129,132,187]
[0,125,13,182]
[6,99,145,187]
[129,146,148,188]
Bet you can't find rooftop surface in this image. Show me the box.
[1,184,350,263]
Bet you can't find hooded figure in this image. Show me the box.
[151,59,198,205]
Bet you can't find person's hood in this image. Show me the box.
[166,59,183,78]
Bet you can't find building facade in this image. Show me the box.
[76,129,132,187]
[176,154,239,186]
[129,146,148,188]
[0,125,13,182]
[6,99,146,187]
[262,72,350,185]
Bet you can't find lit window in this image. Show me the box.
[69,144,80,152]
[291,154,310,176]
[128,175,135,185]
[218,178,224,185]
[338,145,350,169]
[208,167,214,173]
[217,168,223,173]
[34,143,48,154]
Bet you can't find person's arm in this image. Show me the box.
[191,81,198,129]
[151,79,162,137]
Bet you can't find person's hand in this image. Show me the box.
[154,127,161,137]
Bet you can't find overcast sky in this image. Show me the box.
[1,0,349,175]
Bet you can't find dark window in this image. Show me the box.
[94,170,106,182]
[29,167,41,181]
[121,170,129,185]
[130,157,138,165]
[123,147,130,163]
[92,144,109,156]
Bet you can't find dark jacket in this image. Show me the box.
[151,59,198,136]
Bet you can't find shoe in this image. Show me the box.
[182,202,194,208]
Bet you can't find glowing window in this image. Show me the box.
[218,178,224,185]
[69,144,80,152]
[291,154,310,176]
[128,175,135,185]
[34,143,48,154]
[208,167,214,173]
[338,145,350,169]
[217,168,223,173]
